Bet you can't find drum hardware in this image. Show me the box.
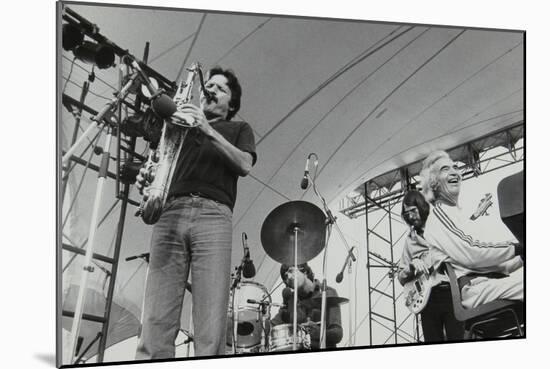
[269,323,311,352]
[247,299,286,308]
[311,296,349,306]
[176,329,193,345]
[227,281,271,354]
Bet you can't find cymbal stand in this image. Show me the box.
[66,72,141,362]
[306,154,356,349]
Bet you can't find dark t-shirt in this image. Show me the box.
[167,119,256,210]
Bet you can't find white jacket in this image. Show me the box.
[424,201,517,279]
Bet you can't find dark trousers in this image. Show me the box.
[420,284,464,342]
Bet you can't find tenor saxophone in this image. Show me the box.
[136,63,205,224]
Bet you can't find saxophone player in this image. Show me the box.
[135,67,256,359]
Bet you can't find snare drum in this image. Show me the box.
[226,281,271,351]
[269,323,311,352]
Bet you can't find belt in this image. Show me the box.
[458,272,507,291]
[168,192,233,210]
[168,192,211,202]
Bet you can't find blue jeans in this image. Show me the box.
[136,196,233,359]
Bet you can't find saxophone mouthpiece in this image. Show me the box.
[204,90,216,103]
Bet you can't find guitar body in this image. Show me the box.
[403,273,433,315]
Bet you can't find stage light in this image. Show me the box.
[73,41,115,69]
[62,23,84,51]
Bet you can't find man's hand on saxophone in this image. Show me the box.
[135,166,152,196]
[173,103,215,138]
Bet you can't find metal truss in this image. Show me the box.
[340,122,524,219]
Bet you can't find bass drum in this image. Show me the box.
[226,281,271,353]
[269,323,311,352]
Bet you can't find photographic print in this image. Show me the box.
[57,1,525,366]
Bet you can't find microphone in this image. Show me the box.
[335,246,355,283]
[125,252,150,262]
[149,91,195,126]
[197,68,215,103]
[151,94,177,118]
[241,233,256,278]
[300,154,311,189]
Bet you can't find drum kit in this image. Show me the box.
[226,200,350,354]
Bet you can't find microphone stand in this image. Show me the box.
[305,157,356,349]
[347,252,355,346]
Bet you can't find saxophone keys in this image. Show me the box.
[145,167,156,183]
[152,150,160,163]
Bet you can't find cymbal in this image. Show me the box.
[261,201,326,265]
[311,296,349,306]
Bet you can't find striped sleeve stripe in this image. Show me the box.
[433,205,478,244]
[434,205,510,248]
[436,206,509,248]
[433,204,510,249]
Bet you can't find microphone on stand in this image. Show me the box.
[125,252,150,262]
[197,67,215,103]
[335,246,355,283]
[242,232,256,278]
[300,154,311,190]
[335,271,344,284]
[246,299,270,306]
